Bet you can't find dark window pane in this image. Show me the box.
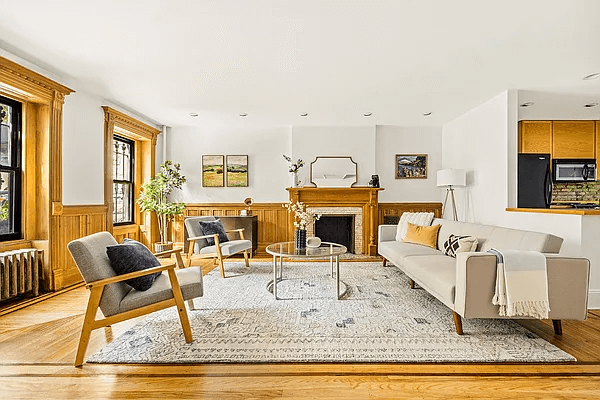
[0,171,14,235]
[0,104,12,167]
[112,136,134,224]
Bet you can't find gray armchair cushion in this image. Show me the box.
[199,220,229,246]
[106,238,161,291]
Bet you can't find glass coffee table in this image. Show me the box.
[265,241,347,300]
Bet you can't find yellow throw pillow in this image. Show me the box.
[403,222,441,249]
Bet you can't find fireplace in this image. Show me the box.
[314,215,355,253]
[307,206,363,254]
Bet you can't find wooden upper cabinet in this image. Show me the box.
[552,121,596,159]
[519,121,552,154]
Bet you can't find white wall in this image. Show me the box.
[169,125,292,203]
[62,91,105,204]
[442,89,600,308]
[376,126,443,202]
[291,126,376,187]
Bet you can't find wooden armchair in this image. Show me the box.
[67,232,203,367]
[184,216,252,278]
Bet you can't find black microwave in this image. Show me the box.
[552,159,597,183]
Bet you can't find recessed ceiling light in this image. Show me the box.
[584,102,598,108]
[300,113,308,117]
[520,102,534,107]
[363,112,372,117]
[239,113,248,117]
[422,112,432,116]
[583,73,600,80]
[190,112,198,117]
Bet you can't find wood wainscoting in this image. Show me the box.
[176,201,442,256]
[50,205,108,290]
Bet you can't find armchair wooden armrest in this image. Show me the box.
[188,234,219,241]
[226,228,245,240]
[154,248,183,258]
[86,262,176,289]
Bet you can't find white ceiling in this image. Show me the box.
[1,0,599,128]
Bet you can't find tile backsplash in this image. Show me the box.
[552,181,600,203]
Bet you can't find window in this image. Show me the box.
[112,135,135,225]
[0,96,22,240]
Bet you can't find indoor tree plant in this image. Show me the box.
[137,160,186,251]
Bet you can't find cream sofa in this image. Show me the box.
[378,218,590,335]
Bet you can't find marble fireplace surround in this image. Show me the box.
[287,187,382,256]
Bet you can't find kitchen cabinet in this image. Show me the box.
[552,121,595,159]
[519,121,552,154]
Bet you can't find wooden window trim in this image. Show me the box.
[102,106,159,247]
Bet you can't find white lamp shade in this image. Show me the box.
[437,169,466,187]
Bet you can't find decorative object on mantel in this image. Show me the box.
[310,156,357,187]
[240,197,253,215]
[368,174,380,188]
[284,200,321,249]
[283,154,305,188]
[437,169,466,221]
[202,155,225,187]
[137,160,186,252]
[396,154,428,179]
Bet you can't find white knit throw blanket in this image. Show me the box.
[488,248,550,319]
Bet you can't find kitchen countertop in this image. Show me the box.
[506,207,600,215]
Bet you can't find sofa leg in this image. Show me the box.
[382,258,387,267]
[452,311,464,335]
[409,279,415,289]
[552,319,563,335]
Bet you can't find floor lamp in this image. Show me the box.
[437,169,466,221]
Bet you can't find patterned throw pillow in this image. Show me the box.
[442,234,479,258]
[106,238,161,291]
[199,220,230,246]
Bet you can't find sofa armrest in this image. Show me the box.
[378,224,397,243]
[454,252,590,320]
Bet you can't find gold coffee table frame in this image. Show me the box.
[265,241,347,300]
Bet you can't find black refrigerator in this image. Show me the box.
[518,153,552,208]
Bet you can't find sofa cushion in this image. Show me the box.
[432,218,563,253]
[402,255,457,309]
[378,241,442,267]
[403,222,441,249]
[395,212,434,241]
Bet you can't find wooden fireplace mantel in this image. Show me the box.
[287,187,383,255]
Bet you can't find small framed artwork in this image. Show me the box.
[202,155,225,187]
[226,155,248,187]
[395,154,428,179]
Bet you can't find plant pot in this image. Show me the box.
[154,242,174,253]
[294,229,307,250]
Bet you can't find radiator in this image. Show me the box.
[0,249,43,301]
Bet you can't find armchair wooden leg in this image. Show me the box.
[552,319,563,335]
[75,286,103,367]
[218,257,225,278]
[243,250,250,268]
[167,269,193,343]
[452,311,464,335]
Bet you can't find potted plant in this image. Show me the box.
[137,160,186,252]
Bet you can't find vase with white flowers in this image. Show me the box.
[283,201,321,249]
[283,154,304,187]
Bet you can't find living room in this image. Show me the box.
[1,1,600,398]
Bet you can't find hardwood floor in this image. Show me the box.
[1,257,599,399]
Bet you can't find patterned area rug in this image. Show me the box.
[88,261,575,363]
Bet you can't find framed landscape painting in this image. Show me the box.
[395,154,428,179]
[226,155,248,187]
[202,155,225,187]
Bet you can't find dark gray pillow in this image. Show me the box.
[106,238,161,291]
[199,220,229,246]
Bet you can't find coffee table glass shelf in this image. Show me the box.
[265,241,347,300]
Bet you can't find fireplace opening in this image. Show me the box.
[314,216,354,253]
